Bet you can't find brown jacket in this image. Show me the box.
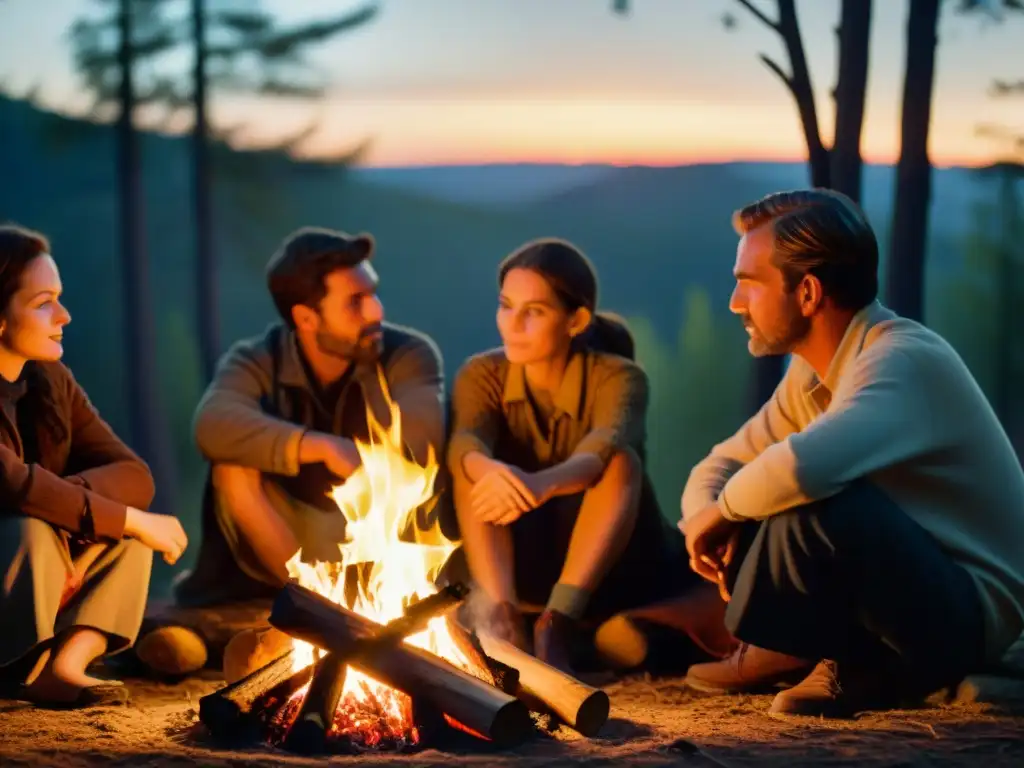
[175,321,445,606]
[0,363,156,541]
[192,321,445,483]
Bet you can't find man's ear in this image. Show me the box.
[568,306,593,339]
[291,304,320,332]
[798,274,824,317]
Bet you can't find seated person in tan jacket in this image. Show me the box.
[681,190,1024,718]
[138,227,444,674]
[447,239,707,675]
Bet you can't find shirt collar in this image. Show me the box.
[802,300,895,402]
[502,351,586,420]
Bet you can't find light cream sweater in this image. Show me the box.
[682,301,1024,661]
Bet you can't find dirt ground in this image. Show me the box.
[1,667,1023,767]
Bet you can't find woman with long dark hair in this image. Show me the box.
[448,238,715,673]
[0,225,187,707]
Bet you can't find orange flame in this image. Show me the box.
[284,377,471,746]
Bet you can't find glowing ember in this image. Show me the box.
[283,376,474,749]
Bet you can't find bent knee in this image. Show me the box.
[7,516,64,548]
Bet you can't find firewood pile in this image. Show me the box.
[197,582,610,755]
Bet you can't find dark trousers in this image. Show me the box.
[724,480,987,689]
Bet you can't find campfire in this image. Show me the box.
[197,386,610,755]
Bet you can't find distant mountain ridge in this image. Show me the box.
[0,94,999,438]
[356,161,993,244]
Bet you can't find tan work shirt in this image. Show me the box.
[447,348,648,477]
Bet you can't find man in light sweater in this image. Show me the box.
[680,189,1024,717]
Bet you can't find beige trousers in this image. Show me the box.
[214,478,348,588]
[0,516,152,670]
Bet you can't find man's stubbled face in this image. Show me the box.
[729,223,809,357]
[312,263,385,363]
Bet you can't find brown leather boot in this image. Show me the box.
[769,660,916,717]
[685,643,814,693]
[533,610,577,674]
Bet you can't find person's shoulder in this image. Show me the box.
[454,348,507,387]
[458,347,506,374]
[587,349,647,385]
[34,360,75,391]
[381,322,442,362]
[862,313,969,383]
[867,315,956,361]
[222,323,283,363]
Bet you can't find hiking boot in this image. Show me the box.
[769,659,917,718]
[533,609,578,675]
[135,626,208,677]
[685,643,813,694]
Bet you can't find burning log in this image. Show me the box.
[444,615,520,694]
[282,652,348,754]
[476,632,610,737]
[270,582,533,747]
[283,583,469,754]
[198,647,311,740]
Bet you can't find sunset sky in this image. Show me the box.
[1,0,1022,167]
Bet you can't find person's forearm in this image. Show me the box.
[534,453,604,499]
[680,454,743,521]
[194,396,306,476]
[69,459,155,511]
[298,431,361,478]
[462,451,501,484]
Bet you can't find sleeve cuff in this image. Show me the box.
[717,490,746,522]
[279,427,306,476]
[23,465,126,540]
[87,494,128,540]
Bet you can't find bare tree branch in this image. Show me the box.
[734,0,779,31]
[758,53,793,92]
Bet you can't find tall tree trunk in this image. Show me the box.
[774,0,830,189]
[886,0,941,321]
[192,0,218,382]
[117,0,178,513]
[831,0,872,203]
[736,0,831,410]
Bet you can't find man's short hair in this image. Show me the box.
[266,226,375,327]
[733,189,879,311]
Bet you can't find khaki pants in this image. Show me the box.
[215,478,348,589]
[0,516,152,670]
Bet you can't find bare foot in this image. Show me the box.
[25,663,122,704]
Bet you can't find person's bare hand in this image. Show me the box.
[471,462,537,525]
[299,432,360,479]
[124,507,189,565]
[681,502,737,584]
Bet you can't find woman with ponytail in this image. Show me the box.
[448,238,710,674]
[0,225,187,707]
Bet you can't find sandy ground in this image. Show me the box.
[1,668,1023,767]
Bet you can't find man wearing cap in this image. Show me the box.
[137,227,445,674]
